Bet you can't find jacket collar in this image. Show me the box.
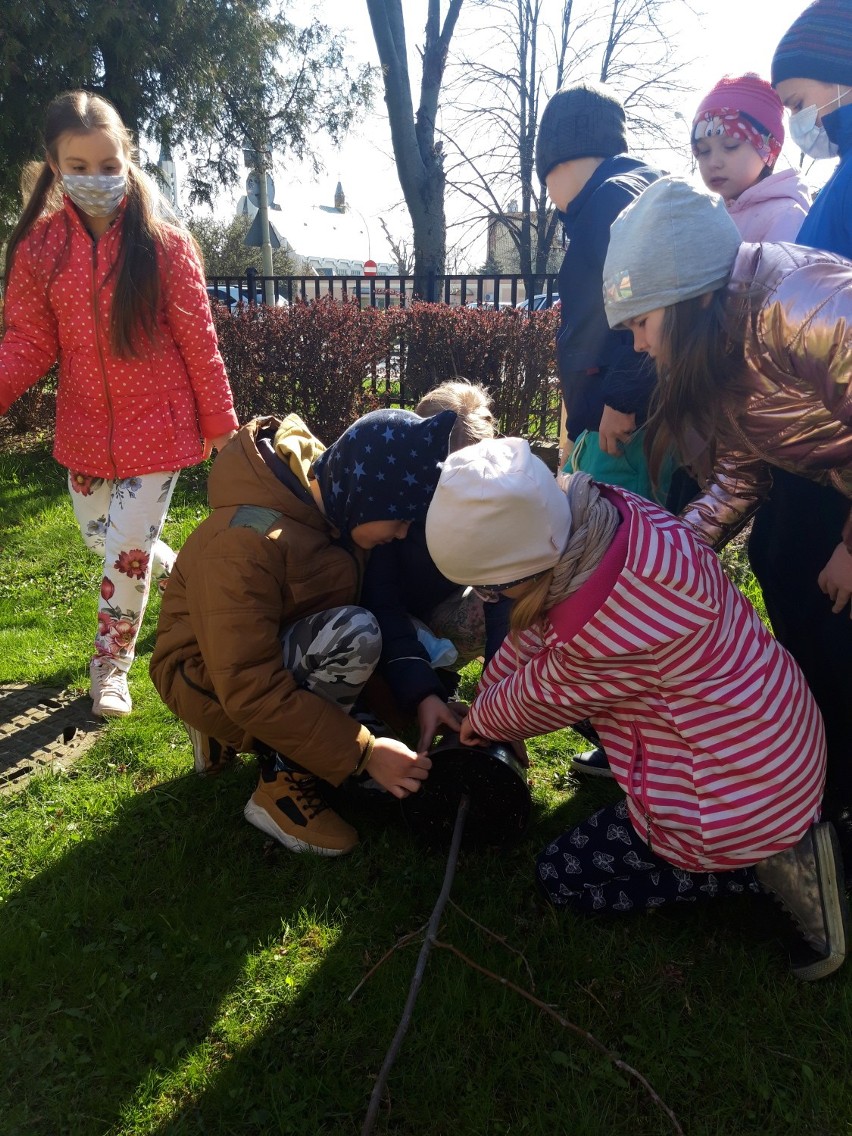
[62,194,127,243]
[823,103,852,158]
[560,154,649,235]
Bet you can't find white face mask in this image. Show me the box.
[61,173,127,216]
[788,86,848,159]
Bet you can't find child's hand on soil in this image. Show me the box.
[368,737,432,798]
[459,717,529,767]
[416,693,465,751]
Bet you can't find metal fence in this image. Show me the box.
[207,270,560,311]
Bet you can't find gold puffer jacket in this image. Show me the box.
[680,242,852,552]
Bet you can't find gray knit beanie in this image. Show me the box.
[602,177,742,328]
[535,81,628,183]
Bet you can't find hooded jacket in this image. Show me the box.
[725,167,811,242]
[556,154,661,435]
[468,487,824,872]
[794,103,852,260]
[680,241,852,552]
[149,416,373,782]
[0,198,238,478]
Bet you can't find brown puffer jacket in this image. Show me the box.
[679,242,852,551]
[149,416,372,782]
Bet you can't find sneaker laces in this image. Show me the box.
[97,664,129,698]
[284,771,329,820]
[764,891,823,948]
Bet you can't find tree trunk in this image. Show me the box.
[366,0,463,296]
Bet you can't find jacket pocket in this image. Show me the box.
[627,726,654,851]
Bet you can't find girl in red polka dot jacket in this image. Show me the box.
[0,91,239,718]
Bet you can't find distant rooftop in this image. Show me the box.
[236,180,396,276]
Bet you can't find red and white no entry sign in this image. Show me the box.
[363,259,377,276]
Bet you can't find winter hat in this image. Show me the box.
[692,74,785,166]
[535,81,628,183]
[313,408,457,538]
[602,176,742,328]
[772,0,852,87]
[425,438,572,586]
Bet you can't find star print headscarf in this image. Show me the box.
[312,408,457,538]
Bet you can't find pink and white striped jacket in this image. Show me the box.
[469,486,825,872]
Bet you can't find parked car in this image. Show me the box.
[207,285,289,311]
[516,292,560,311]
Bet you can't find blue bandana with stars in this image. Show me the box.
[312,408,457,537]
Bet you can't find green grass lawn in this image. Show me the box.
[1,441,851,1136]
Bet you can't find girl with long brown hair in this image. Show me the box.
[602,174,852,868]
[0,90,238,716]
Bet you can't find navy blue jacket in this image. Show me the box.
[795,105,852,260]
[361,523,510,711]
[556,155,661,438]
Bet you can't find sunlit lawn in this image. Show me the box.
[1,439,850,1136]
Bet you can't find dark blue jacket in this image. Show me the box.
[361,523,510,711]
[795,104,852,260]
[556,155,661,437]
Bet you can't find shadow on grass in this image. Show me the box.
[0,763,398,1135]
[0,447,69,530]
[3,752,851,1136]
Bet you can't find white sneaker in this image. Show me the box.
[90,659,133,717]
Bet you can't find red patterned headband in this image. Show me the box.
[691,108,782,167]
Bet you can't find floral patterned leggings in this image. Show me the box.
[536,800,760,914]
[68,469,178,672]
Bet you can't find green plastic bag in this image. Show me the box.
[566,427,673,505]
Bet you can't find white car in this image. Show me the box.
[207,285,289,310]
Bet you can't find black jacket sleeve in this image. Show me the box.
[600,344,657,422]
[360,542,446,712]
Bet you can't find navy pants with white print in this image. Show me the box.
[536,799,760,914]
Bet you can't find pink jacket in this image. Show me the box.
[468,487,825,872]
[0,199,238,479]
[725,168,811,242]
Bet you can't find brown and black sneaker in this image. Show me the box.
[243,765,359,856]
[186,724,238,776]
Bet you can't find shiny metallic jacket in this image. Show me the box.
[679,242,852,552]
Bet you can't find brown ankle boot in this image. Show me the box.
[243,765,358,856]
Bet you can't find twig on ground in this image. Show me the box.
[432,939,684,1136]
[575,978,612,1023]
[347,924,428,1003]
[448,899,536,990]
[361,795,470,1136]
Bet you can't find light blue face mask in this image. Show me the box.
[61,173,127,216]
[788,86,848,160]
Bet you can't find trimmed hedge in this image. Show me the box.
[1,298,560,446]
[216,298,560,443]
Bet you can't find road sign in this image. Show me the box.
[363,259,377,277]
[246,171,278,209]
[244,213,282,249]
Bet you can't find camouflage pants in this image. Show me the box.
[279,605,381,713]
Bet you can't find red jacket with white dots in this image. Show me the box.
[0,198,238,479]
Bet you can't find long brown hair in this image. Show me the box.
[645,286,752,484]
[4,90,165,358]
